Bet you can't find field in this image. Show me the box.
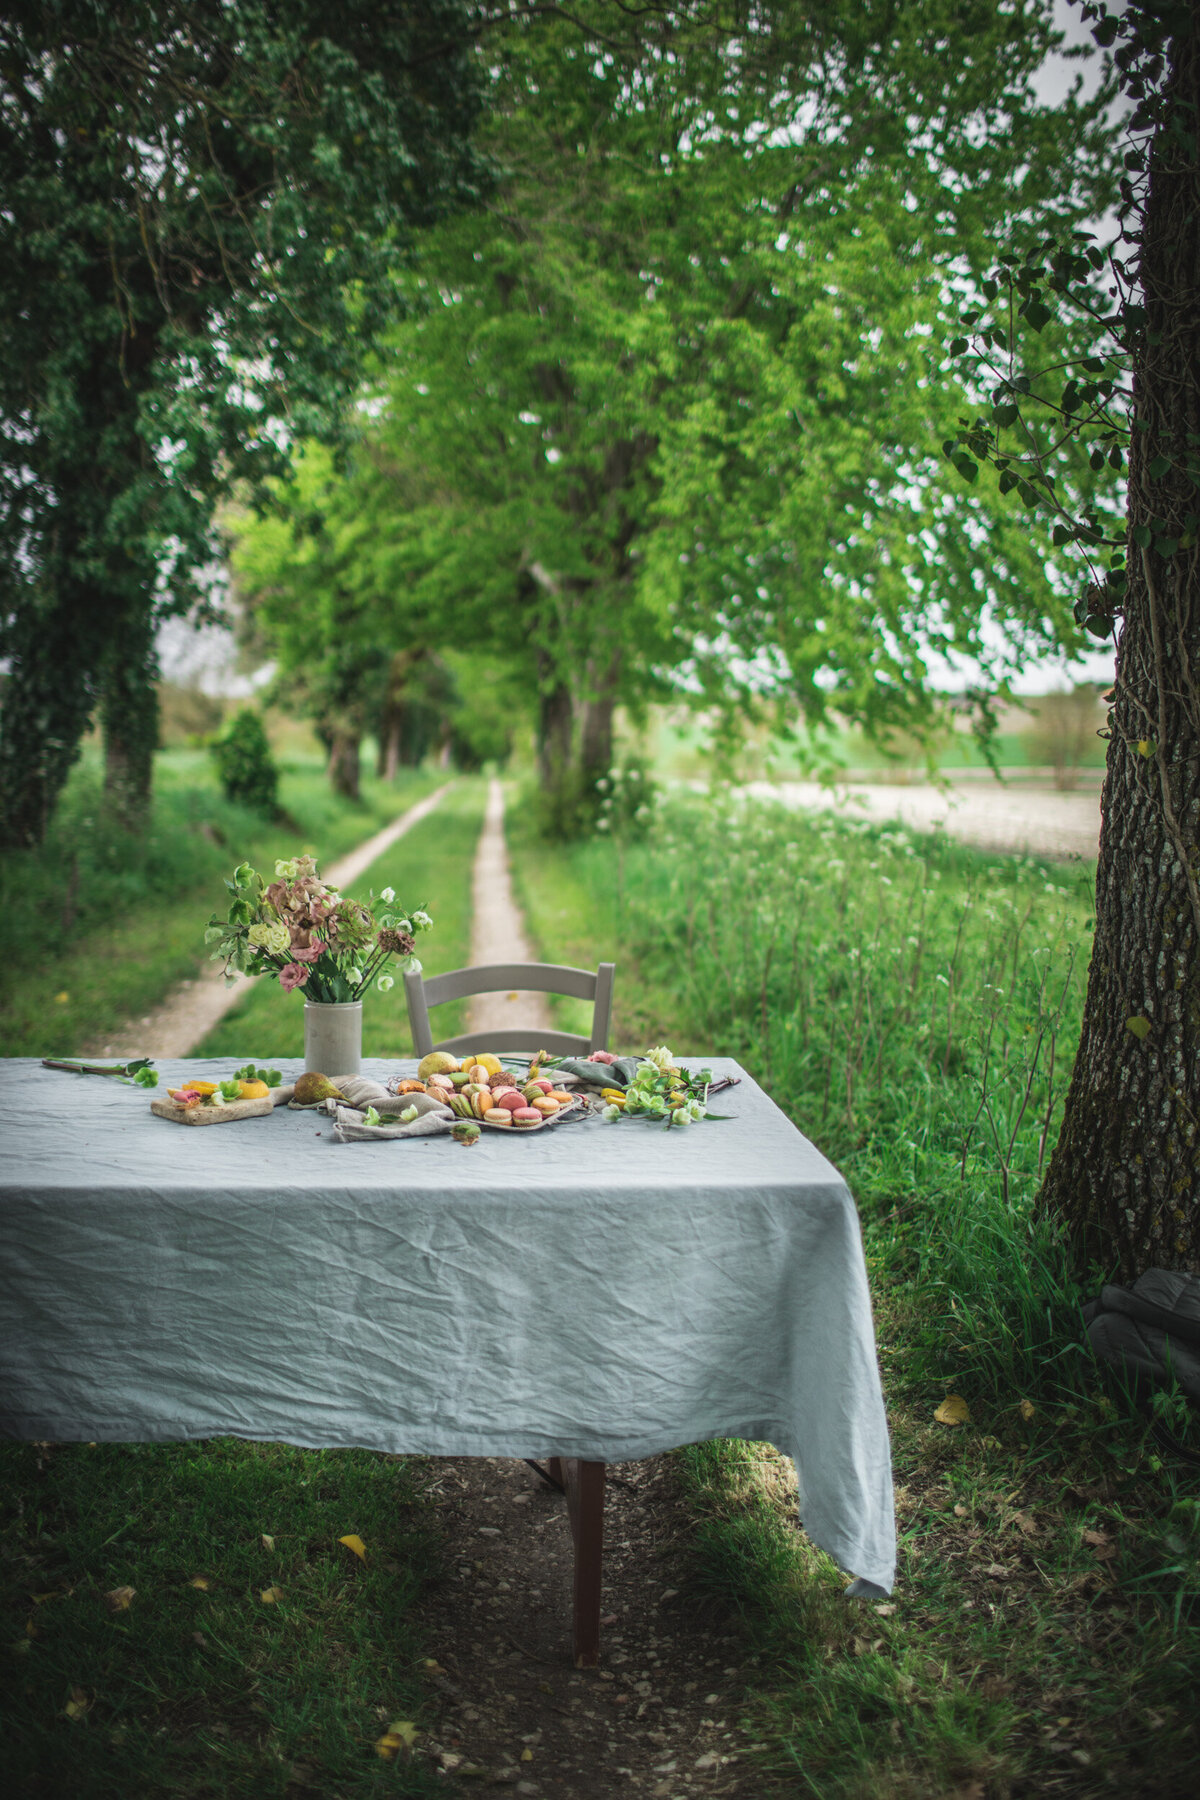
[508,794,1200,1797]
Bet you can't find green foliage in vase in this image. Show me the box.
[0,0,486,847]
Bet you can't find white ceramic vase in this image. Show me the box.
[303,1001,363,1076]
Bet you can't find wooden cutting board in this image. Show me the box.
[150,1096,275,1126]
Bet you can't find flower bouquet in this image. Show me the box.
[205,855,432,1073]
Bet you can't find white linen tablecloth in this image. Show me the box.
[0,1056,895,1593]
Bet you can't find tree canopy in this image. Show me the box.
[0,0,485,844]
[235,0,1121,820]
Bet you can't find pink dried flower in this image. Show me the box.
[278,962,310,991]
[289,937,327,964]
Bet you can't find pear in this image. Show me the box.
[417,1050,460,1082]
[293,1071,345,1106]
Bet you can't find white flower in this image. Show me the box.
[602,1103,621,1122]
[397,918,413,934]
[671,1107,691,1126]
[412,910,432,931]
[248,921,290,956]
[274,858,299,881]
[380,886,395,904]
[376,974,395,993]
[346,967,364,986]
[644,1045,674,1072]
[403,955,422,975]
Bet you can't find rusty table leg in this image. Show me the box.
[547,1456,606,1667]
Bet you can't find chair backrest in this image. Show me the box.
[404,961,615,1059]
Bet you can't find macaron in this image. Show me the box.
[512,1107,541,1126]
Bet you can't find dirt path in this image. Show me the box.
[416,784,772,1800]
[90,783,452,1060]
[742,776,1101,860]
[466,779,551,1042]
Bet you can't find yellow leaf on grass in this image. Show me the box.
[261,1534,275,1552]
[338,1534,367,1560]
[375,1734,402,1760]
[54,992,69,1005]
[260,1586,283,1604]
[1019,1399,1035,1421]
[64,1686,91,1720]
[387,1720,418,1746]
[521,1748,534,1762]
[104,1586,135,1612]
[188,1577,210,1591]
[935,1394,970,1427]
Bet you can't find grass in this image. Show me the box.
[0,1438,442,1799]
[0,747,441,1059]
[193,779,486,1061]
[507,791,1200,1797]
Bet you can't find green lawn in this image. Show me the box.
[0,1439,441,1799]
[0,748,441,1059]
[508,793,1200,1798]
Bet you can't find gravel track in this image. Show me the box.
[742,776,1102,860]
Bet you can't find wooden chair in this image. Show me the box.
[403,960,616,1059]
[404,958,615,1664]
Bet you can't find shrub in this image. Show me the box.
[211,709,280,815]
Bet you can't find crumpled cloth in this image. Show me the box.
[0,1055,895,1593]
[332,1100,454,1141]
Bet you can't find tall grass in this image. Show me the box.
[509,792,1200,1795]
[516,794,1100,1408]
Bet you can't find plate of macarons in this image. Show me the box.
[392,1053,585,1132]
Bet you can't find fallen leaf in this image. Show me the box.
[521,1748,534,1762]
[375,1733,403,1760]
[935,1394,970,1427]
[1083,1529,1111,1547]
[261,1534,275,1552]
[338,1534,367,1560]
[260,1586,283,1604]
[1014,1512,1038,1538]
[953,1502,968,1517]
[192,1632,206,1646]
[188,1577,210,1591]
[387,1720,418,1747]
[873,1603,897,1616]
[985,1563,1008,1579]
[104,1586,135,1613]
[54,991,69,1004]
[64,1686,91,1721]
[1019,1399,1035,1421]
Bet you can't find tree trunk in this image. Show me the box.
[579,652,621,787]
[100,605,159,830]
[0,585,107,848]
[327,731,362,801]
[536,645,574,794]
[1040,28,1200,1278]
